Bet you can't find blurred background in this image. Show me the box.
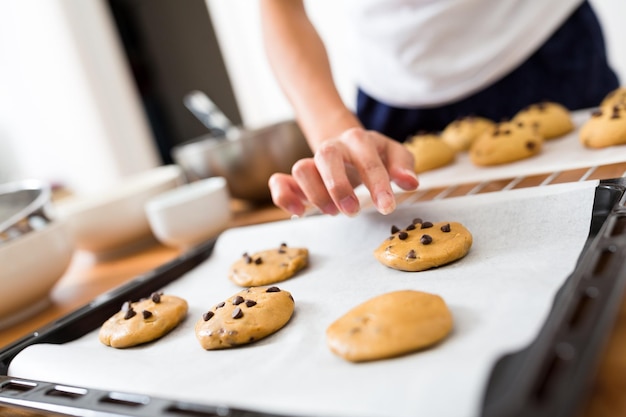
[0,0,624,196]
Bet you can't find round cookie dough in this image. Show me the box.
[195,286,295,349]
[326,290,453,362]
[229,243,308,287]
[600,87,626,110]
[512,101,574,139]
[99,293,188,348]
[470,120,543,166]
[374,219,472,272]
[404,133,456,173]
[441,116,495,152]
[579,105,626,149]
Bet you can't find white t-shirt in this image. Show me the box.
[348,0,584,107]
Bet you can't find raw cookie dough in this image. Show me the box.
[374,219,472,272]
[195,286,294,349]
[326,290,453,362]
[512,101,575,139]
[441,116,495,152]
[228,243,308,287]
[470,120,543,166]
[600,87,626,109]
[99,293,188,348]
[579,105,626,149]
[404,133,456,173]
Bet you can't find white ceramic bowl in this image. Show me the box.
[54,165,184,255]
[145,176,232,249]
[0,219,74,330]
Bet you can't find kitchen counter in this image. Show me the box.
[1,162,625,417]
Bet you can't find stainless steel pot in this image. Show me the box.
[172,119,312,202]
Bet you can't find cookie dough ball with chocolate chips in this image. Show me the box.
[374,218,472,272]
[99,293,188,348]
[600,87,626,110]
[470,120,543,166]
[404,133,456,173]
[441,116,495,152]
[228,243,308,287]
[326,290,453,362]
[512,101,575,139]
[195,286,295,349]
[579,105,626,149]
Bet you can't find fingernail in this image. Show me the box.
[322,202,339,216]
[339,195,360,216]
[376,190,396,215]
[287,203,304,217]
[402,168,419,182]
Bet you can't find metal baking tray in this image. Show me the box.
[1,178,625,417]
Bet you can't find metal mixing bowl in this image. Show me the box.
[172,119,312,202]
[0,180,53,244]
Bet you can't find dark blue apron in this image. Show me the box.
[356,1,620,142]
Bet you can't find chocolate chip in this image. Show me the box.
[391,225,400,234]
[232,295,244,305]
[592,110,603,118]
[406,224,416,231]
[420,234,433,245]
[398,231,409,240]
[124,308,136,320]
[526,141,536,151]
[421,222,433,229]
[278,243,287,254]
[407,249,417,259]
[266,286,280,293]
[216,301,225,309]
[517,122,524,127]
[412,218,423,225]
[151,293,161,303]
[203,311,214,321]
[243,253,252,264]
[232,307,243,319]
[441,223,451,233]
[142,310,153,319]
[503,129,511,135]
[254,257,263,265]
[245,300,257,308]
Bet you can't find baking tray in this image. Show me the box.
[0,178,625,417]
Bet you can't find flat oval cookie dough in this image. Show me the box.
[513,101,574,139]
[600,86,626,110]
[470,120,542,166]
[326,290,453,362]
[195,286,294,350]
[404,133,456,173]
[579,105,626,148]
[228,243,308,287]
[441,116,495,152]
[99,293,188,348]
[374,219,472,272]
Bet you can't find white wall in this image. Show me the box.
[0,0,158,193]
[590,0,626,84]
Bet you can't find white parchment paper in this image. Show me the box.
[9,181,598,417]
[415,109,626,189]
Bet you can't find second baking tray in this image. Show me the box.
[0,178,625,417]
